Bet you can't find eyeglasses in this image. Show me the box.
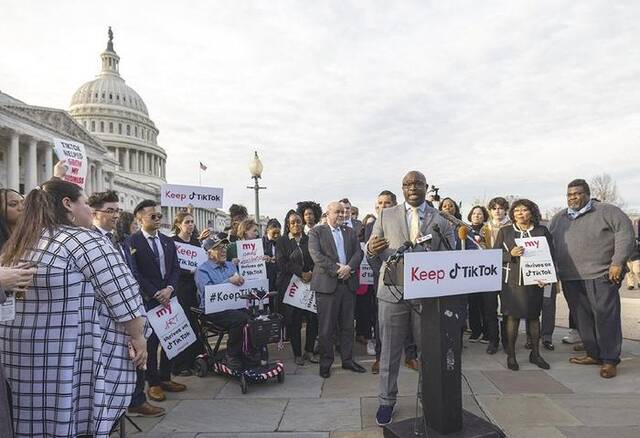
[95,208,122,215]
[148,213,163,221]
[402,182,426,189]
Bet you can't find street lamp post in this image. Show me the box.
[247,151,266,234]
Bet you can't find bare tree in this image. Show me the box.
[589,173,625,208]
[544,206,564,220]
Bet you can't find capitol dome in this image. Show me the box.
[68,27,167,193]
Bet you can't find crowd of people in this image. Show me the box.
[0,168,637,435]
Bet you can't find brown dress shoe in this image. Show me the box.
[147,385,166,402]
[127,402,166,417]
[573,342,585,352]
[371,360,380,374]
[160,380,187,392]
[569,356,602,365]
[600,363,617,378]
[405,358,420,371]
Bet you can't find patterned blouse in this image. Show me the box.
[0,226,144,437]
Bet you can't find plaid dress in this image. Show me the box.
[0,226,144,437]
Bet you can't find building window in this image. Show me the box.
[109,58,112,66]
[116,94,120,100]
[95,93,98,98]
[82,120,87,129]
[109,122,113,133]
[118,123,122,134]
[134,126,138,137]
[126,125,131,135]
[100,121,104,132]
[91,121,96,131]
[109,93,113,100]
[101,92,105,99]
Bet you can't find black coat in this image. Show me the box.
[275,233,314,295]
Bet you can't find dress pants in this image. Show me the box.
[355,287,375,338]
[563,278,622,364]
[378,299,421,407]
[204,309,250,359]
[481,292,500,346]
[541,283,557,343]
[468,293,485,337]
[129,369,147,407]
[316,284,355,371]
[288,307,318,357]
[146,332,172,386]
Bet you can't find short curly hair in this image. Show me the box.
[296,201,322,224]
[508,199,542,226]
[438,197,461,220]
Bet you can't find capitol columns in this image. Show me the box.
[96,161,104,192]
[124,148,130,171]
[42,144,53,182]
[7,130,20,191]
[24,137,38,192]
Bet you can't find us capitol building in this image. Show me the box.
[0,28,228,232]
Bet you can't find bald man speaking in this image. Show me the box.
[367,171,455,426]
[308,201,364,378]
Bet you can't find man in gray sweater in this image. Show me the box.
[549,179,635,378]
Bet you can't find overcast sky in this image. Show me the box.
[2,0,639,219]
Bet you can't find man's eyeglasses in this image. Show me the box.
[402,182,426,189]
[95,208,122,215]
[147,213,163,221]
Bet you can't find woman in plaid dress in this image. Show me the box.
[0,179,147,437]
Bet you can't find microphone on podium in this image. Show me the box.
[458,226,468,251]
[387,241,414,262]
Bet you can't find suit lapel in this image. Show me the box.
[341,227,351,260]
[160,234,172,277]
[399,204,410,242]
[422,209,436,235]
[324,225,339,259]
[137,232,162,276]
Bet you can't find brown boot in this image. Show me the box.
[600,363,617,378]
[569,356,602,365]
[371,360,380,374]
[127,402,166,417]
[160,380,187,392]
[147,385,165,402]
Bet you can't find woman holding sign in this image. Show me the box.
[171,211,205,376]
[276,210,319,366]
[494,199,555,371]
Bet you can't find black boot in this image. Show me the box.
[529,351,550,370]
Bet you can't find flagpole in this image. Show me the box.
[199,167,202,186]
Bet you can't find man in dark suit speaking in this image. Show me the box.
[127,199,186,403]
[308,201,364,378]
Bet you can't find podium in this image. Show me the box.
[383,247,506,437]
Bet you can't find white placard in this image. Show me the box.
[175,242,208,272]
[0,295,15,322]
[53,139,88,188]
[160,183,223,209]
[204,279,269,314]
[359,242,374,285]
[146,297,197,359]
[283,275,317,313]
[237,239,267,281]
[514,237,558,286]
[403,249,502,299]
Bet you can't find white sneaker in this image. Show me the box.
[562,329,581,344]
[367,339,376,356]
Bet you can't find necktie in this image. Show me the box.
[149,235,161,267]
[105,232,116,246]
[410,207,420,243]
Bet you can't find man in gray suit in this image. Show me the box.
[309,201,365,378]
[367,171,455,426]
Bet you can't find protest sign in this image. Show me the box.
[0,295,15,322]
[53,139,88,188]
[146,297,197,359]
[174,241,208,272]
[161,183,224,209]
[237,238,267,281]
[359,242,374,285]
[283,275,317,313]
[514,236,558,286]
[205,279,269,314]
[403,249,502,299]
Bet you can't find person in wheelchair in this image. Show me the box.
[195,233,250,370]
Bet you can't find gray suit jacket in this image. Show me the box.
[368,203,455,303]
[308,224,363,294]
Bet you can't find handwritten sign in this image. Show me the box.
[53,139,88,188]
[160,183,223,209]
[403,250,502,299]
[205,279,269,314]
[175,242,208,272]
[237,239,267,281]
[283,275,317,313]
[514,237,558,285]
[146,297,197,359]
[0,295,15,322]
[359,242,374,285]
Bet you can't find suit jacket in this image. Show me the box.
[308,224,363,294]
[126,230,180,307]
[367,203,455,302]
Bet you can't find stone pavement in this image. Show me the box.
[124,324,640,438]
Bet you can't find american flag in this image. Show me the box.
[199,162,208,171]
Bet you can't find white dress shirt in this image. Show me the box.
[404,201,427,231]
[328,223,348,265]
[142,229,166,279]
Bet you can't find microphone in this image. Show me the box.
[437,211,483,250]
[458,226,468,250]
[387,241,414,262]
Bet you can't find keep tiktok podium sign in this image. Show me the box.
[403,249,502,299]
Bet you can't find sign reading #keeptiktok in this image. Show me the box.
[161,183,224,209]
[403,250,502,299]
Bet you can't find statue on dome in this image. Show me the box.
[107,26,114,51]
